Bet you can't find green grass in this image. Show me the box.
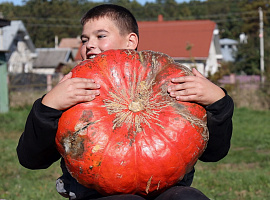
[193,107,270,200]
[0,107,62,200]
[1,107,270,199]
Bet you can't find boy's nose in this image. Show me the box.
[86,40,96,50]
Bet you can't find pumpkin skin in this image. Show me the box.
[55,49,209,197]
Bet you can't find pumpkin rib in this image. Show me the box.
[94,122,111,193]
[105,50,137,104]
[137,121,186,192]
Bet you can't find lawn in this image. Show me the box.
[1,107,270,200]
[193,108,270,199]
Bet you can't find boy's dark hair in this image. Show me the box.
[81,4,139,39]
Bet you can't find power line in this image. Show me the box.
[8,8,270,18]
[18,14,270,28]
[6,7,270,22]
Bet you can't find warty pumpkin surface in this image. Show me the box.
[55,49,209,197]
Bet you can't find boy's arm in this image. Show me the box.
[42,72,100,110]
[17,72,100,169]
[17,98,63,169]
[168,68,225,106]
[200,92,234,162]
[168,68,234,162]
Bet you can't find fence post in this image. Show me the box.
[0,52,9,113]
[47,74,52,92]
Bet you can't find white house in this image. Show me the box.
[137,17,223,76]
[1,20,37,73]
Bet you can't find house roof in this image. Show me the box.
[59,37,81,49]
[1,20,35,53]
[220,38,238,45]
[59,37,81,62]
[0,19,10,28]
[137,19,216,59]
[74,43,82,61]
[33,48,73,68]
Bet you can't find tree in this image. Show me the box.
[203,0,243,39]
[188,0,208,19]
[0,0,269,76]
[232,0,269,75]
[143,2,164,21]
[177,3,193,20]
[164,0,178,19]
[233,38,260,75]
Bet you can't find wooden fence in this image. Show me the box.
[8,73,62,108]
[7,73,270,110]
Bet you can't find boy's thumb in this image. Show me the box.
[60,72,72,83]
[192,68,204,78]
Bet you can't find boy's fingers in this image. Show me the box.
[171,76,195,83]
[80,89,100,96]
[177,88,198,96]
[74,94,96,103]
[176,94,198,102]
[79,82,100,89]
[171,76,185,83]
[170,87,197,97]
[168,81,196,92]
[70,79,100,89]
[73,88,100,99]
[71,77,96,83]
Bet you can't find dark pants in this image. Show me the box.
[89,186,210,200]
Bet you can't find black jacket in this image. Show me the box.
[17,91,234,199]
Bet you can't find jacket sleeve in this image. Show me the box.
[199,90,234,162]
[17,98,62,169]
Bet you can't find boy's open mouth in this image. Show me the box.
[88,55,96,59]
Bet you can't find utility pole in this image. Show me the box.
[258,7,265,84]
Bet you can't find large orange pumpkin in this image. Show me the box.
[55,49,209,197]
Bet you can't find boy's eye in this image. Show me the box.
[98,35,106,39]
[81,39,88,44]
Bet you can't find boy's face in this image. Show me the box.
[80,17,137,60]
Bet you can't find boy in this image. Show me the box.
[17,4,234,200]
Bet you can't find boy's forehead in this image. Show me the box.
[85,16,116,26]
[83,17,120,32]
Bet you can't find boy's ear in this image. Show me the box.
[126,33,138,50]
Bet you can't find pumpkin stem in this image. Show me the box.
[128,101,144,112]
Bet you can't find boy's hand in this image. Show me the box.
[168,68,225,106]
[42,72,100,110]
